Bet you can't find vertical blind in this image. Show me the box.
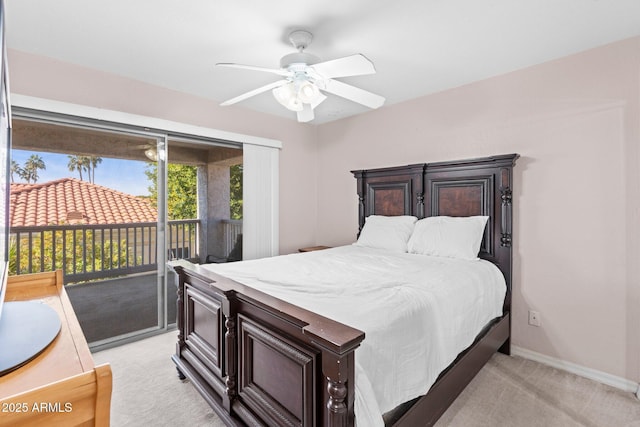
[242,143,280,260]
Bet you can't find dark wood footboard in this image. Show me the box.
[171,263,511,427]
[171,261,365,427]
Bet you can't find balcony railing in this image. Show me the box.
[221,219,242,257]
[10,220,200,284]
[167,219,201,261]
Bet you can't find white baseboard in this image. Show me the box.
[511,345,639,396]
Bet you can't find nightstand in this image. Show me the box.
[298,245,332,253]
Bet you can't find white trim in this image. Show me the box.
[512,345,639,395]
[10,94,282,149]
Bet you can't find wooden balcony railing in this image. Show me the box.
[10,220,200,284]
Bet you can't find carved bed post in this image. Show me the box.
[500,168,513,247]
[174,266,186,380]
[322,351,355,427]
[416,164,426,219]
[356,171,366,235]
[222,294,237,411]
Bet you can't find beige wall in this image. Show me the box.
[315,37,640,384]
[8,36,640,384]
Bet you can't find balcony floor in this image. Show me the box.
[66,272,177,344]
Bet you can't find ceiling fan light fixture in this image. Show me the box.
[287,97,304,112]
[273,82,294,107]
[144,147,158,162]
[273,83,304,111]
[297,80,320,103]
[272,80,319,112]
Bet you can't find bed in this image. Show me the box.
[171,153,519,427]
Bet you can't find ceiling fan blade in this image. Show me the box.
[220,80,287,106]
[216,63,290,77]
[297,104,314,123]
[322,79,385,109]
[311,92,327,109]
[311,54,376,78]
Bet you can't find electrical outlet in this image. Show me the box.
[528,310,541,327]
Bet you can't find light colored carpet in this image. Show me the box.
[93,332,224,427]
[94,332,640,427]
[435,352,640,427]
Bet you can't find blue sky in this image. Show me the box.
[11,149,152,196]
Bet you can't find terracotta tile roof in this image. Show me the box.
[10,178,157,227]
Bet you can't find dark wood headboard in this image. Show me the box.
[351,154,519,312]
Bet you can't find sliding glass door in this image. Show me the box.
[7,105,276,349]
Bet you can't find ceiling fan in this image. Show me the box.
[129,142,161,161]
[217,30,385,123]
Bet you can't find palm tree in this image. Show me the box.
[67,155,103,182]
[10,160,22,183]
[89,156,102,183]
[67,155,81,180]
[79,156,91,181]
[67,155,87,181]
[22,154,46,183]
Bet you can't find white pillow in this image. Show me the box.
[354,215,418,253]
[407,216,489,260]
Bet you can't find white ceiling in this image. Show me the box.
[5,0,640,124]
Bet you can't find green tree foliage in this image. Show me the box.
[8,230,134,280]
[230,164,243,220]
[145,163,198,220]
[145,162,243,220]
[14,154,46,183]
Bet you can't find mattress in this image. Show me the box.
[201,245,506,427]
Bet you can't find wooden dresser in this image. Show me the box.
[0,271,112,426]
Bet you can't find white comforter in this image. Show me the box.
[201,245,506,427]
